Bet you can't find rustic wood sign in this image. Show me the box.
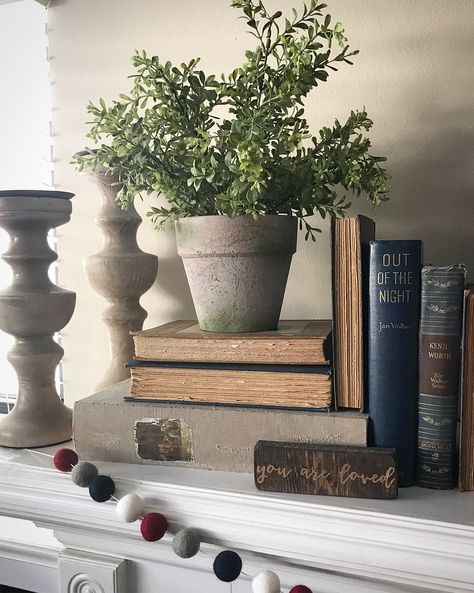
[254,441,398,499]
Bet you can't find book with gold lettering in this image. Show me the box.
[416,265,466,489]
[367,240,422,487]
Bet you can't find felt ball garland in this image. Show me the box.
[140,512,168,542]
[49,448,314,592]
[71,461,99,487]
[172,528,201,558]
[252,570,281,593]
[116,493,145,523]
[53,448,78,472]
[89,474,116,502]
[213,550,243,582]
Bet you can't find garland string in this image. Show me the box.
[2,447,314,593]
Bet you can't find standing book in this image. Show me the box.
[367,240,422,487]
[416,266,466,489]
[460,285,474,491]
[331,215,375,410]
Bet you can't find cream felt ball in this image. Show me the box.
[252,570,281,593]
[116,493,145,523]
[71,462,98,488]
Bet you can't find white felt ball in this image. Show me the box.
[252,570,281,593]
[116,493,145,523]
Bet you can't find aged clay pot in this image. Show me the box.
[175,215,297,332]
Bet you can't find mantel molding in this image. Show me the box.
[1,452,474,592]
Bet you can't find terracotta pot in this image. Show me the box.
[175,215,297,333]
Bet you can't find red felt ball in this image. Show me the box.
[53,448,79,472]
[289,587,313,593]
[140,513,168,542]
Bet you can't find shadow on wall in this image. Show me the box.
[385,121,473,279]
[147,224,196,322]
[356,26,474,282]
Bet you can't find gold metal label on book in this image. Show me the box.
[135,418,194,462]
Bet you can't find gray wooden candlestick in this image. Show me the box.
[0,190,75,448]
[83,168,158,389]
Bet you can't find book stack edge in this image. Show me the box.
[127,320,333,410]
[73,380,367,473]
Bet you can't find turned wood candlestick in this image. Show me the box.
[0,190,75,448]
[83,168,158,389]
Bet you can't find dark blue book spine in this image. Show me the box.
[126,360,332,374]
[416,265,466,489]
[367,240,422,487]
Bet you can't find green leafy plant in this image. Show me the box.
[74,0,389,239]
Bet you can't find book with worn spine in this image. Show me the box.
[460,285,474,491]
[416,265,466,489]
[126,360,332,410]
[73,380,368,473]
[331,216,375,410]
[131,320,332,365]
[367,240,422,487]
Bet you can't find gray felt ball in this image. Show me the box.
[172,528,201,558]
[71,461,99,488]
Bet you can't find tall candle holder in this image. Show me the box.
[0,190,75,447]
[82,167,158,389]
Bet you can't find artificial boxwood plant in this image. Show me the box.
[74,0,389,239]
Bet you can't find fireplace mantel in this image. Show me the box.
[0,446,473,593]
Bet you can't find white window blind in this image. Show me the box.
[0,0,53,411]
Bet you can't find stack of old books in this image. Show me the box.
[73,319,369,472]
[126,320,333,409]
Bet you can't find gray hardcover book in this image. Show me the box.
[417,265,466,489]
[74,380,368,473]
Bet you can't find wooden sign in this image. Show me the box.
[254,441,398,499]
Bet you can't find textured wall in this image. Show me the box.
[48,0,474,405]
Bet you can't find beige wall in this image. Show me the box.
[48,0,474,405]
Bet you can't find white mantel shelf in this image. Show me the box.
[0,446,474,593]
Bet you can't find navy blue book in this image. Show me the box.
[367,240,422,487]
